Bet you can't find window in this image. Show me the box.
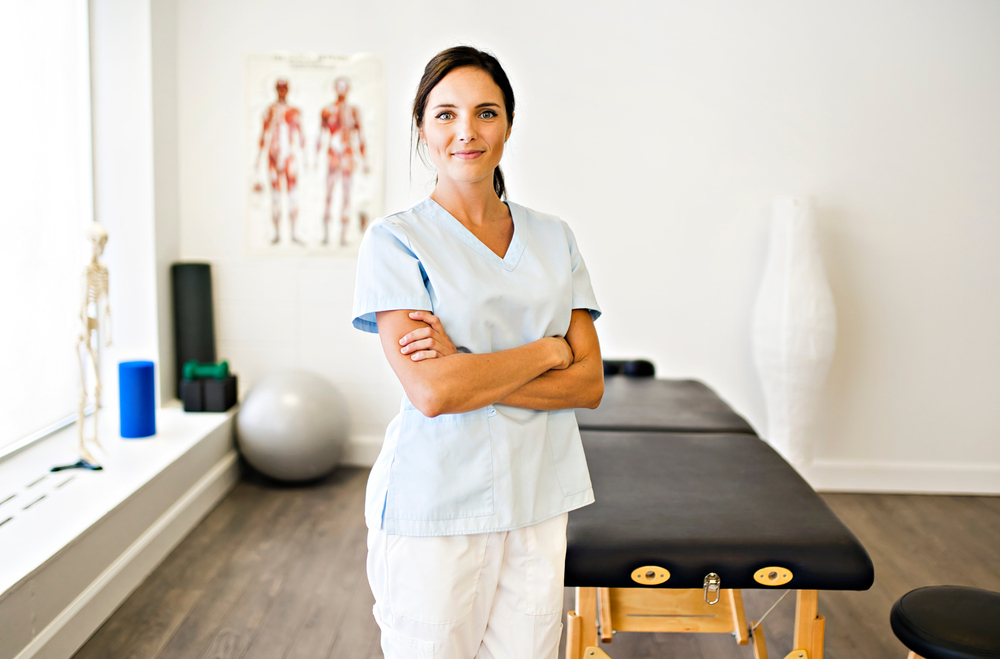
[0,0,95,454]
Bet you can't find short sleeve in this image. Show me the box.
[352,221,433,334]
[563,221,602,321]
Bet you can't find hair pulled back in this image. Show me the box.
[412,46,515,200]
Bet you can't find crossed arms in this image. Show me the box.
[375,308,603,418]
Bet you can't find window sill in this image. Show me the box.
[0,403,238,659]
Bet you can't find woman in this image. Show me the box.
[352,46,603,659]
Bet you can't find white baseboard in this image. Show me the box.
[804,458,1000,495]
[14,451,240,659]
[342,433,383,467]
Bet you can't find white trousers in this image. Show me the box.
[367,513,568,659]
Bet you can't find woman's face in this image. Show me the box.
[420,67,511,191]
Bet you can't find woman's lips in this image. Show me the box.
[452,150,484,160]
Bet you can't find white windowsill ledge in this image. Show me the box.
[0,403,239,659]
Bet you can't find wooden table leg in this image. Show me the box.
[597,587,613,642]
[730,589,750,645]
[793,590,826,659]
[566,610,582,659]
[576,588,599,651]
[751,621,769,659]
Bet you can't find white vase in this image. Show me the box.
[751,197,837,469]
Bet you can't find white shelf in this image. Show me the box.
[0,407,237,659]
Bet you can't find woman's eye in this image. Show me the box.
[436,112,454,120]
[480,110,497,119]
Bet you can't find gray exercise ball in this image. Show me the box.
[236,370,348,482]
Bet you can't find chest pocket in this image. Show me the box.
[389,409,494,521]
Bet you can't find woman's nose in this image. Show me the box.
[456,116,476,142]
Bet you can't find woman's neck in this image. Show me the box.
[430,178,507,229]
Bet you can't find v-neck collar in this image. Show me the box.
[420,197,526,272]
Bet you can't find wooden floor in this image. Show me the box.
[73,466,1000,659]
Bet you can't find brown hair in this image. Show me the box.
[412,46,515,199]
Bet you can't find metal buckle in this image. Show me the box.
[703,572,721,605]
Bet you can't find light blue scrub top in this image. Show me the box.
[352,197,601,536]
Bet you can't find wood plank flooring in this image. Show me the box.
[73,466,1000,659]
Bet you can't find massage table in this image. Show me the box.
[566,376,874,659]
[576,376,757,435]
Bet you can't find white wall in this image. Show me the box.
[90,0,161,410]
[151,0,182,405]
[172,0,1000,491]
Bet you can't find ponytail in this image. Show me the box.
[493,166,506,200]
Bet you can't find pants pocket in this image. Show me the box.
[524,514,569,616]
[373,604,436,659]
[385,532,489,625]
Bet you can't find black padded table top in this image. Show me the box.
[565,430,875,591]
[576,376,757,435]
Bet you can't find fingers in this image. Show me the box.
[399,326,433,347]
[401,311,457,359]
[400,337,437,355]
[408,310,443,332]
[408,349,439,362]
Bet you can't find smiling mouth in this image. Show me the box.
[452,150,484,159]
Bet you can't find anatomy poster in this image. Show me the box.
[245,53,384,257]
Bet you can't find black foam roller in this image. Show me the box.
[172,263,216,398]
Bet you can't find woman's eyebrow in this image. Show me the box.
[430,102,501,111]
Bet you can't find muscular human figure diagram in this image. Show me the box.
[255,79,305,245]
[316,77,369,246]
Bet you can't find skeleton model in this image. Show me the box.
[77,223,112,466]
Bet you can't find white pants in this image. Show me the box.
[367,513,568,659]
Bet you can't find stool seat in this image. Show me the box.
[890,586,1000,659]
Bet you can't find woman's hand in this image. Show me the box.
[496,310,603,410]
[378,309,581,417]
[399,311,459,361]
[548,336,574,370]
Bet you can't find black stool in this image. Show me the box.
[890,586,1000,659]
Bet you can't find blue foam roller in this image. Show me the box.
[119,361,156,438]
